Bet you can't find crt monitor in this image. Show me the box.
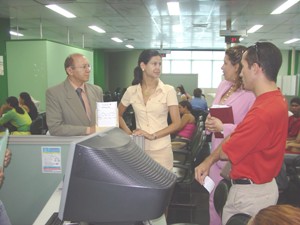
[58,127,177,224]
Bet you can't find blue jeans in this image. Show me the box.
[0,200,12,225]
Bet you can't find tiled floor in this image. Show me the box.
[167,181,209,225]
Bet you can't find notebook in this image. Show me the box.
[209,105,234,138]
[0,129,9,169]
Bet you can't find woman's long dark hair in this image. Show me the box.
[131,49,161,85]
[177,84,187,95]
[19,92,38,120]
[6,96,25,114]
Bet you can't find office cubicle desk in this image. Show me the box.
[0,135,79,225]
[35,182,167,225]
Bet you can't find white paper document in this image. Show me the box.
[96,101,119,127]
[203,176,215,194]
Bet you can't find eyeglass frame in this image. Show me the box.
[71,64,92,70]
[245,42,263,68]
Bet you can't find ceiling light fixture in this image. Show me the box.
[247,25,263,33]
[167,2,180,16]
[88,25,106,33]
[9,31,24,36]
[284,38,300,44]
[111,37,123,43]
[172,24,182,32]
[271,0,300,14]
[45,4,76,18]
[125,45,134,49]
[151,17,161,33]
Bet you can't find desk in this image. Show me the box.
[33,182,63,225]
[34,182,167,225]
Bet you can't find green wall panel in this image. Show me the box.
[0,19,10,105]
[6,40,93,111]
[107,50,141,92]
[93,49,106,89]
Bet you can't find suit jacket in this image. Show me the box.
[46,79,103,136]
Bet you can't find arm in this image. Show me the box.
[118,102,132,135]
[158,104,181,138]
[205,114,224,133]
[295,132,300,143]
[176,114,191,131]
[195,136,230,184]
[0,149,12,186]
[0,110,13,126]
[0,104,10,118]
[22,105,30,113]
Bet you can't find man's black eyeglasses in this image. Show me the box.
[247,42,261,67]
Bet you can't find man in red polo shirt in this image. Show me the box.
[195,42,288,225]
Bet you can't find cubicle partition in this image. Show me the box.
[0,135,80,225]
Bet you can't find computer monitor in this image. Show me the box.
[58,127,177,225]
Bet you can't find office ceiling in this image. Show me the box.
[1,0,300,51]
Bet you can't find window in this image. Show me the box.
[162,50,224,88]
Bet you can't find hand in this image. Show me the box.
[194,160,211,185]
[4,149,11,168]
[0,168,4,186]
[132,129,154,140]
[205,115,223,133]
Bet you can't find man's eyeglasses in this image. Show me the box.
[72,64,91,70]
[247,42,261,66]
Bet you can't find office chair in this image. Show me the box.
[172,130,207,183]
[213,179,232,217]
[172,119,205,166]
[30,112,48,135]
[225,213,251,225]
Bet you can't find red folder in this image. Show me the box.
[209,105,234,138]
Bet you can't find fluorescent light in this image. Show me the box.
[46,4,76,18]
[167,2,180,16]
[247,25,263,33]
[172,24,182,32]
[10,31,24,36]
[88,25,106,33]
[125,45,134,49]
[111,37,123,43]
[271,0,300,14]
[284,38,300,44]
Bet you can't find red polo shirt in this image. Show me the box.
[223,90,288,184]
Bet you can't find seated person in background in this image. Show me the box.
[247,204,300,225]
[173,100,196,141]
[0,96,32,134]
[286,97,300,152]
[19,92,38,121]
[190,88,208,112]
[176,84,192,101]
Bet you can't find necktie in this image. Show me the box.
[76,88,86,111]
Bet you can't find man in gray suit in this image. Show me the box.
[46,53,103,136]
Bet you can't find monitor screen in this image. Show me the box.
[58,127,176,225]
